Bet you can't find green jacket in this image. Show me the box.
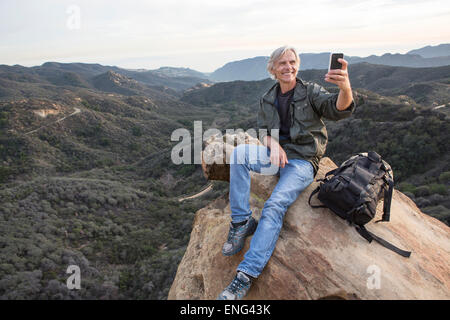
[257,78,356,176]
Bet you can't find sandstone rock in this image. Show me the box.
[169,156,450,300]
[201,132,261,181]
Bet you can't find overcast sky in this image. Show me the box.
[1,0,449,72]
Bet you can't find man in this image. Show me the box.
[218,46,356,300]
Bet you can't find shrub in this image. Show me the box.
[0,117,8,129]
[422,205,450,225]
[131,126,143,137]
[128,143,140,151]
[99,138,111,147]
[429,183,448,196]
[439,171,450,183]
[398,182,416,194]
[0,166,12,183]
[414,185,430,197]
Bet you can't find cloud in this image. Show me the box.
[0,0,449,70]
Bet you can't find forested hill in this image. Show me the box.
[185,63,450,106]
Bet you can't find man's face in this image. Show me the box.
[273,50,299,84]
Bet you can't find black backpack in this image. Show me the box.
[308,151,411,258]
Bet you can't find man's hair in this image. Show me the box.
[267,45,300,80]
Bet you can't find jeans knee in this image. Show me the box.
[262,201,285,225]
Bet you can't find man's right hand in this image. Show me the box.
[265,137,289,168]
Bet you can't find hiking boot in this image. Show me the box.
[222,217,257,256]
[217,271,252,300]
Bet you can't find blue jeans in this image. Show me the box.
[229,143,314,278]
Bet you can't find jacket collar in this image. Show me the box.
[262,77,307,105]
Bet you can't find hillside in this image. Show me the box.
[0,96,226,299]
[299,63,450,105]
[183,63,450,107]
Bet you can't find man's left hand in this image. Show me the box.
[324,58,351,92]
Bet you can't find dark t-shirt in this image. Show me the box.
[275,86,294,140]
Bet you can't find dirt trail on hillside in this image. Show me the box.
[178,182,213,202]
[25,107,81,135]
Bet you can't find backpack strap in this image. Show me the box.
[325,168,338,178]
[382,177,394,222]
[355,225,411,258]
[375,175,394,223]
[308,186,327,208]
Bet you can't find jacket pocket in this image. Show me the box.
[294,101,316,129]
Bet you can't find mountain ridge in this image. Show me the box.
[3,43,449,83]
[209,52,450,81]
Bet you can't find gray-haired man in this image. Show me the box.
[218,46,355,300]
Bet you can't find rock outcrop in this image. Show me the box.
[169,137,450,300]
[201,131,262,182]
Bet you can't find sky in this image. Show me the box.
[1,0,449,72]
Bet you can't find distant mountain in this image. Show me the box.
[208,44,450,82]
[0,62,211,98]
[119,68,212,92]
[149,67,208,79]
[92,70,149,95]
[209,56,269,82]
[347,53,450,68]
[407,44,450,58]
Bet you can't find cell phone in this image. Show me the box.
[328,53,344,71]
